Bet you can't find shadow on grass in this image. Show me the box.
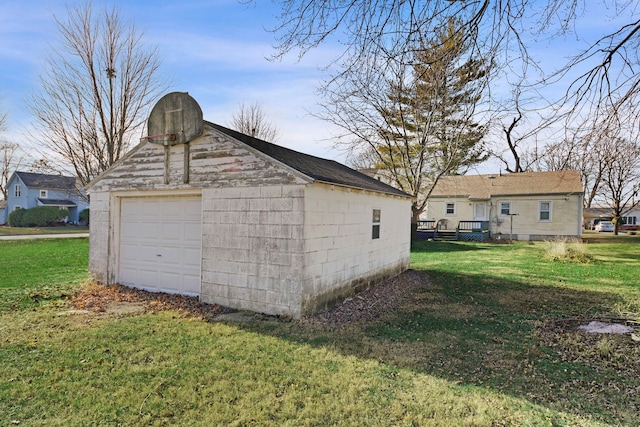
[236,269,639,426]
[411,240,492,253]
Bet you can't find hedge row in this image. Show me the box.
[8,206,70,227]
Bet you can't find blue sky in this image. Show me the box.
[0,1,632,173]
[0,0,345,162]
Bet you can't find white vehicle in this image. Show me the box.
[595,221,614,232]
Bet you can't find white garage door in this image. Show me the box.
[119,196,202,296]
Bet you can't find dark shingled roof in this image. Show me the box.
[15,171,77,191]
[208,122,410,197]
[37,198,77,207]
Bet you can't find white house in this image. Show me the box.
[86,93,412,318]
[425,171,584,241]
[584,206,640,230]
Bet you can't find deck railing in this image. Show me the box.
[416,220,436,230]
[457,221,490,232]
[416,220,491,241]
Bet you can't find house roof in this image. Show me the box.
[430,170,584,199]
[208,122,410,197]
[36,198,77,207]
[14,171,77,191]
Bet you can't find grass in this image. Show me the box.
[1,238,639,426]
[581,229,640,244]
[0,225,89,236]
[0,239,89,312]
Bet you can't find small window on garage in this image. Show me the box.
[372,209,381,239]
[40,190,48,198]
[445,202,455,215]
[500,201,511,215]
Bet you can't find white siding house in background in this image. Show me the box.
[425,171,584,241]
[86,93,411,318]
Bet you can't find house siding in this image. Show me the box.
[493,195,582,240]
[8,175,29,211]
[427,193,583,240]
[89,128,307,193]
[4,173,88,224]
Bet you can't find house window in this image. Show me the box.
[622,216,637,225]
[500,201,511,215]
[40,190,48,198]
[14,184,21,198]
[538,201,552,221]
[372,209,381,239]
[445,202,455,215]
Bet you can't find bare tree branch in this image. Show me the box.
[28,3,168,186]
[264,0,640,174]
[230,102,280,142]
[0,143,25,201]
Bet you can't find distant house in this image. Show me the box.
[0,200,6,225]
[584,207,640,230]
[424,171,584,241]
[86,92,411,318]
[2,171,89,225]
[619,208,640,229]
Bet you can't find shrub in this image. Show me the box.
[543,239,594,264]
[79,208,89,225]
[20,206,69,227]
[7,207,25,227]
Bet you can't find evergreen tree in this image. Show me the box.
[372,18,489,231]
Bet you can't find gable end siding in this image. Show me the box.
[89,129,308,193]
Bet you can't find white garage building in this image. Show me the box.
[87,93,411,318]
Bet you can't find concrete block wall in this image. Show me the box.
[301,184,411,314]
[88,191,110,284]
[200,184,306,316]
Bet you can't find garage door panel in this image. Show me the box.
[182,248,201,265]
[161,222,186,241]
[119,196,202,296]
[184,223,202,241]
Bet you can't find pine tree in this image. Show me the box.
[372,18,489,231]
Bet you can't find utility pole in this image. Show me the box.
[106,66,116,165]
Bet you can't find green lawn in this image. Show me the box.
[1,238,639,426]
[0,225,89,236]
[0,238,89,312]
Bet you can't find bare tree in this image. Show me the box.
[0,112,25,201]
[0,140,26,201]
[28,3,167,186]
[598,135,640,235]
[265,0,640,169]
[327,19,489,240]
[230,102,280,142]
[542,132,605,209]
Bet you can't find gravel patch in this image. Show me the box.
[306,269,431,325]
[71,269,430,324]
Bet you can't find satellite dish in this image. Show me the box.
[146,92,203,145]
